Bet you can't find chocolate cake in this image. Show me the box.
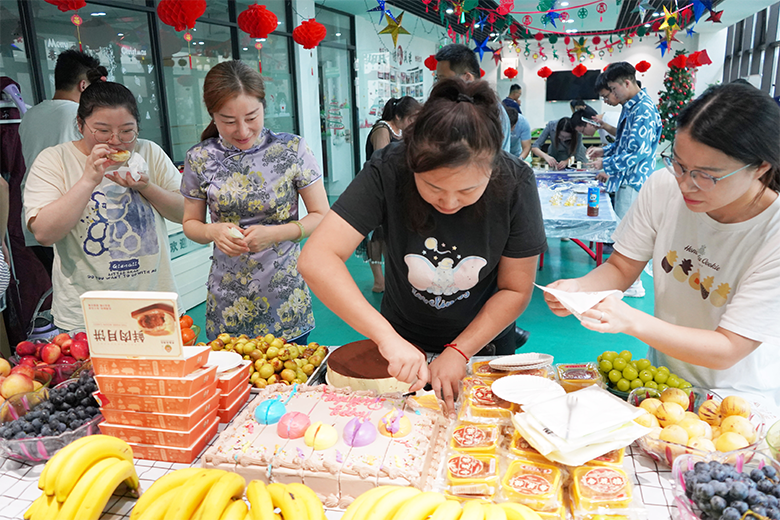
[326,339,412,393]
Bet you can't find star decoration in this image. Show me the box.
[367,0,396,25]
[492,46,503,65]
[658,6,680,32]
[571,37,591,61]
[656,36,669,57]
[379,11,410,48]
[707,10,723,23]
[546,11,560,28]
[473,36,492,62]
[632,1,654,19]
[686,26,697,37]
[473,13,488,30]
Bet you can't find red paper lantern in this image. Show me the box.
[668,54,688,69]
[156,0,206,32]
[635,60,651,73]
[424,55,438,71]
[480,68,485,78]
[564,36,571,45]
[592,36,601,45]
[292,19,326,50]
[44,0,86,12]
[237,4,278,39]
[537,66,552,79]
[534,32,544,41]
[572,64,588,77]
[504,67,518,79]
[497,0,514,16]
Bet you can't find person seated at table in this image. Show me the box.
[531,117,587,170]
[299,79,547,415]
[544,83,780,413]
[505,106,531,160]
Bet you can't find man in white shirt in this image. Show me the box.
[19,50,103,276]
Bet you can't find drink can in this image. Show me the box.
[587,187,599,217]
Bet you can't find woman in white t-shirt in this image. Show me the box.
[24,79,183,331]
[545,83,780,412]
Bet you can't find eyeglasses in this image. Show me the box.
[661,154,752,191]
[83,121,138,144]
[600,87,616,101]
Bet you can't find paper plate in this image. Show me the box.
[490,375,565,407]
[206,351,243,373]
[489,353,554,371]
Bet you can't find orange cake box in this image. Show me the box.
[217,384,251,424]
[459,385,518,421]
[555,362,604,393]
[509,430,545,461]
[99,408,219,448]
[450,424,499,453]
[95,364,217,398]
[217,360,251,394]
[570,466,633,512]
[501,458,564,512]
[585,448,626,468]
[126,414,219,464]
[99,392,220,431]
[219,381,250,409]
[445,453,499,500]
[91,346,210,378]
[100,380,218,414]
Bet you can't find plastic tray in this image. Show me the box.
[0,414,103,462]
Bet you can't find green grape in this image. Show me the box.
[616,378,631,392]
[618,350,633,362]
[597,354,603,363]
[654,371,669,384]
[612,357,627,371]
[678,380,692,389]
[666,375,680,388]
[656,365,670,375]
[599,359,613,373]
[644,380,658,390]
[629,360,638,369]
[608,369,622,383]
[656,383,669,393]
[647,365,658,377]
[635,358,651,371]
[601,351,618,363]
[630,378,644,389]
[622,366,638,381]
[638,369,654,383]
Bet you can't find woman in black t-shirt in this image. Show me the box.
[299,79,546,414]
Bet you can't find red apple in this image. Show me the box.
[70,340,90,361]
[60,338,73,355]
[74,332,88,342]
[51,333,72,347]
[59,356,77,365]
[19,355,38,367]
[0,358,10,377]
[15,341,36,357]
[40,343,62,365]
[10,365,35,380]
[1,373,35,399]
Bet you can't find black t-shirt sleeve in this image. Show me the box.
[501,155,548,258]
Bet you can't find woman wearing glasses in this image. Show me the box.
[23,79,183,331]
[545,83,780,412]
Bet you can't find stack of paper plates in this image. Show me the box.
[488,353,554,371]
[491,375,565,407]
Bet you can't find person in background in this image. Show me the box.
[19,50,105,277]
[362,96,421,293]
[569,98,588,113]
[503,84,522,114]
[545,83,780,414]
[23,79,184,331]
[181,61,329,343]
[505,106,532,160]
[0,177,9,356]
[531,117,587,170]
[571,106,617,147]
[587,62,661,297]
[299,79,546,414]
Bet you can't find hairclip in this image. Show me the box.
[456,93,474,103]
[100,76,107,82]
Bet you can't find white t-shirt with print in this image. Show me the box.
[613,170,780,414]
[23,139,181,331]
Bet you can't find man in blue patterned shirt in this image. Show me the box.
[586,62,661,296]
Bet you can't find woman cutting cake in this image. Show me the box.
[299,79,547,414]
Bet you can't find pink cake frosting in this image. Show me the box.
[202,384,449,507]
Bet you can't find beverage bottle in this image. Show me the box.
[587,187,600,217]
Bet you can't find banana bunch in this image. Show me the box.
[25,434,140,520]
[342,486,544,520]
[128,469,325,520]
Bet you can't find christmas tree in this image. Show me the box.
[657,50,694,143]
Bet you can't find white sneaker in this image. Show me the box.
[624,279,645,298]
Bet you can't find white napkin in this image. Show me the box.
[535,284,623,322]
[105,152,146,182]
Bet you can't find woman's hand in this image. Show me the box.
[588,157,604,171]
[428,348,467,418]
[376,337,428,393]
[83,144,115,187]
[243,225,278,253]
[555,159,569,170]
[105,170,149,191]
[586,147,603,160]
[207,223,250,257]
[580,295,636,334]
[543,279,581,317]
[544,155,558,168]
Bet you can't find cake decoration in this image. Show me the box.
[255,384,300,424]
[378,408,412,438]
[305,422,339,450]
[277,411,311,439]
[343,418,377,447]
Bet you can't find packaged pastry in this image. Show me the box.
[556,362,603,393]
[450,424,499,453]
[471,360,552,381]
[509,430,545,461]
[537,488,567,520]
[458,384,518,421]
[445,453,499,500]
[571,466,633,512]
[501,458,563,512]
[585,448,625,467]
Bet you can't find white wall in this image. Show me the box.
[693,29,728,96]
[292,0,323,172]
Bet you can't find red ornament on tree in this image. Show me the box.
[537,66,552,79]
[237,4,278,39]
[635,60,651,73]
[292,18,326,49]
[424,55,438,71]
[156,0,206,32]
[572,64,588,77]
[504,67,518,79]
[44,0,86,12]
[668,54,688,69]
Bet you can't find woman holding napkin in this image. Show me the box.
[24,79,183,331]
[544,83,780,413]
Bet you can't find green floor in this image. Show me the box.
[187,239,655,366]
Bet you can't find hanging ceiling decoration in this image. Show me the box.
[237,4,278,39]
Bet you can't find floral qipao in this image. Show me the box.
[182,128,322,341]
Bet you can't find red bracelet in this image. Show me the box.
[444,343,469,361]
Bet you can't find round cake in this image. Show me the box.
[326,339,412,393]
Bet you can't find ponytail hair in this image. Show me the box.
[380,96,420,123]
[201,60,266,142]
[85,66,109,85]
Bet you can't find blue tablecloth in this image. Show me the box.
[535,171,619,243]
